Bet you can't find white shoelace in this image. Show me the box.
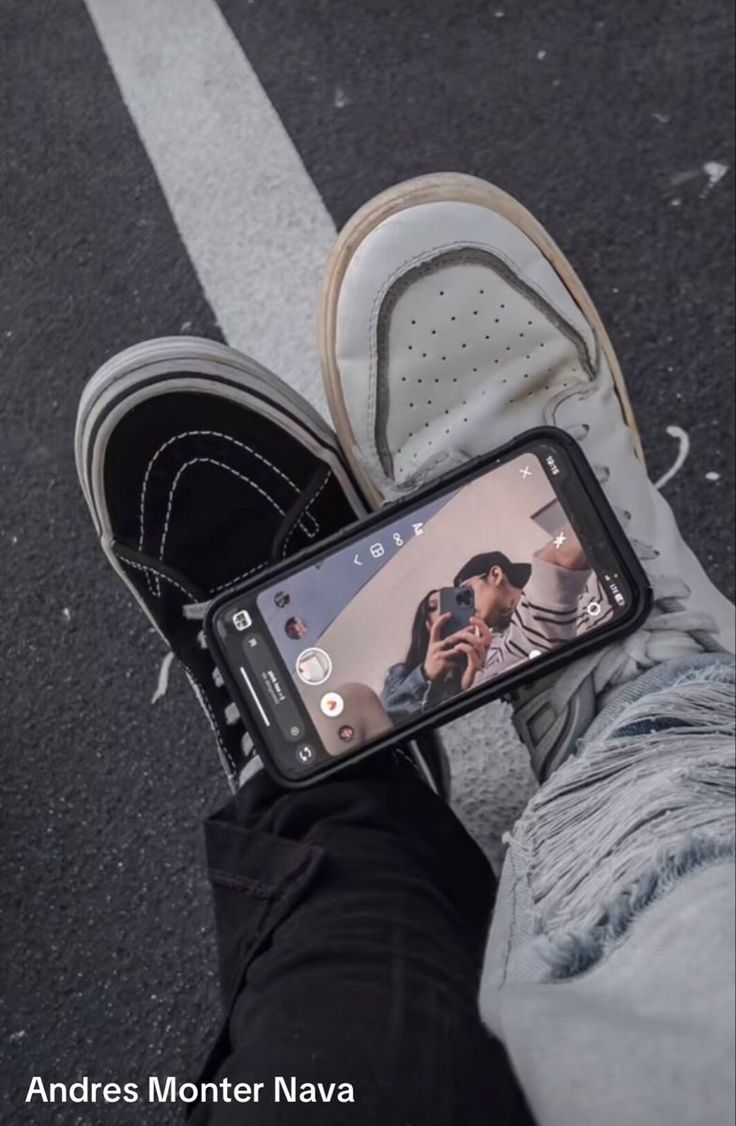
[182,599,255,758]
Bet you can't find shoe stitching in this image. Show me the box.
[208,469,333,591]
[280,470,332,558]
[156,457,320,597]
[123,556,198,600]
[138,429,321,593]
[210,560,266,595]
[139,428,318,540]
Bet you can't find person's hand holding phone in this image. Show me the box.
[423,614,492,690]
[451,616,493,690]
[423,613,458,683]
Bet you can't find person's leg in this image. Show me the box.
[481,654,734,1126]
[318,172,735,1125]
[191,754,532,1125]
[317,172,734,778]
[77,342,491,1126]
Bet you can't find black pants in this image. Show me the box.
[191,756,531,1125]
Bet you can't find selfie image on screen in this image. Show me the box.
[255,453,619,758]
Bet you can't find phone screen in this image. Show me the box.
[210,437,639,780]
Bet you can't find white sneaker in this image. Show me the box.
[319,173,734,777]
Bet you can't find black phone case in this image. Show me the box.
[205,427,652,787]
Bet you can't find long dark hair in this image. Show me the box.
[404,591,437,671]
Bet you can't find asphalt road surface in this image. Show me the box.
[2,1,734,1123]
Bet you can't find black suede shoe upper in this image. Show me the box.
[98,388,360,785]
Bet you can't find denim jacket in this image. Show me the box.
[382,662,459,724]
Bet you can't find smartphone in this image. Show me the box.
[206,428,651,786]
[438,586,476,637]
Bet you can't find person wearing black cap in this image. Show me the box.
[452,552,533,632]
[382,525,599,724]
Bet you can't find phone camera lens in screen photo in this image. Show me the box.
[257,452,619,760]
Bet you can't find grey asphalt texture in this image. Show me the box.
[2,1,734,1123]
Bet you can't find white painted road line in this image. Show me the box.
[84,0,335,413]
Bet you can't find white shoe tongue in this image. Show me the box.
[379,259,592,483]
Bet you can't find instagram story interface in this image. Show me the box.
[246,453,623,759]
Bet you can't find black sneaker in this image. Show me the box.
[75,337,449,796]
[75,338,366,787]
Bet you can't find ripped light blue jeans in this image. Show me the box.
[480,654,735,1126]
